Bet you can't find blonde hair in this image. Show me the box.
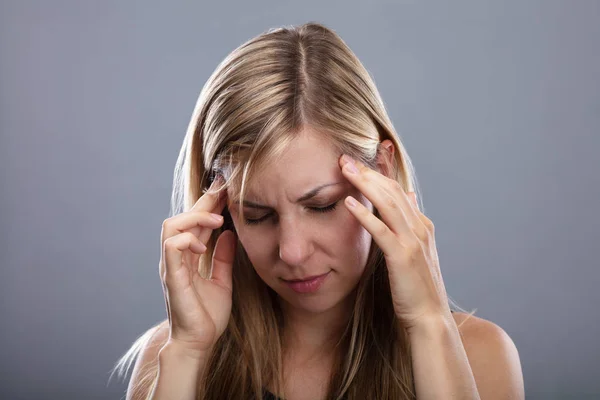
[110,22,475,400]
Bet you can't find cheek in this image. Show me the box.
[332,204,373,269]
[232,225,274,275]
[338,213,369,243]
[236,231,265,258]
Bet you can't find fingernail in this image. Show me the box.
[345,161,359,174]
[346,196,358,207]
[341,154,354,165]
[210,213,224,221]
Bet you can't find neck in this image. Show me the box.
[279,292,355,364]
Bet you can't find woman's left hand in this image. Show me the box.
[339,154,452,332]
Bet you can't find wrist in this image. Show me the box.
[405,312,454,339]
[159,339,213,363]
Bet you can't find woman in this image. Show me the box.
[112,22,524,400]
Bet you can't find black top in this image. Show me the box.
[263,389,281,400]
[263,310,455,399]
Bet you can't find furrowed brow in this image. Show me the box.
[295,182,344,202]
[234,182,344,209]
[237,200,271,210]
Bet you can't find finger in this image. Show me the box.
[161,211,225,244]
[162,232,208,289]
[191,175,226,213]
[191,178,229,244]
[210,230,237,293]
[343,195,401,258]
[407,192,417,209]
[407,192,434,234]
[339,154,418,236]
[196,197,227,245]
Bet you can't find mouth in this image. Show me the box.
[282,271,330,282]
[282,270,332,294]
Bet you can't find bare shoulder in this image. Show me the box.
[126,319,170,400]
[451,311,515,348]
[451,312,525,399]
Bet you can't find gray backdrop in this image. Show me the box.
[1,1,598,399]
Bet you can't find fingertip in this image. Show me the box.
[210,174,223,186]
[339,153,351,168]
[214,229,237,261]
[345,195,358,208]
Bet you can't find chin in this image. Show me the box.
[277,288,347,314]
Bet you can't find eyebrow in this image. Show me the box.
[236,181,345,209]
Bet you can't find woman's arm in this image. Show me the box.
[408,313,524,400]
[150,341,211,400]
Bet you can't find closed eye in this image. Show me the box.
[244,202,338,225]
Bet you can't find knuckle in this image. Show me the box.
[375,222,389,237]
[417,229,429,242]
[391,180,403,194]
[163,236,178,251]
[424,217,435,231]
[385,196,398,209]
[161,218,174,241]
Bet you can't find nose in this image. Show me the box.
[277,217,314,267]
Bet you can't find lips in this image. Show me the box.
[283,271,331,294]
[283,272,330,282]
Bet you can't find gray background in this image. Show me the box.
[1,1,598,399]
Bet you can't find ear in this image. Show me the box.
[376,139,395,178]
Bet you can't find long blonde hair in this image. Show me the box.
[111,22,474,400]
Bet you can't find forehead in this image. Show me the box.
[276,130,339,171]
[230,130,342,199]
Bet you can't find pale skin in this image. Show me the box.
[226,128,524,399]
[140,126,524,400]
[227,130,375,369]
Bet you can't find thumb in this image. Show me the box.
[210,230,237,292]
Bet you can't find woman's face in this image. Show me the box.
[227,129,375,314]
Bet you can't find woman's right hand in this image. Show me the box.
[158,176,237,357]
